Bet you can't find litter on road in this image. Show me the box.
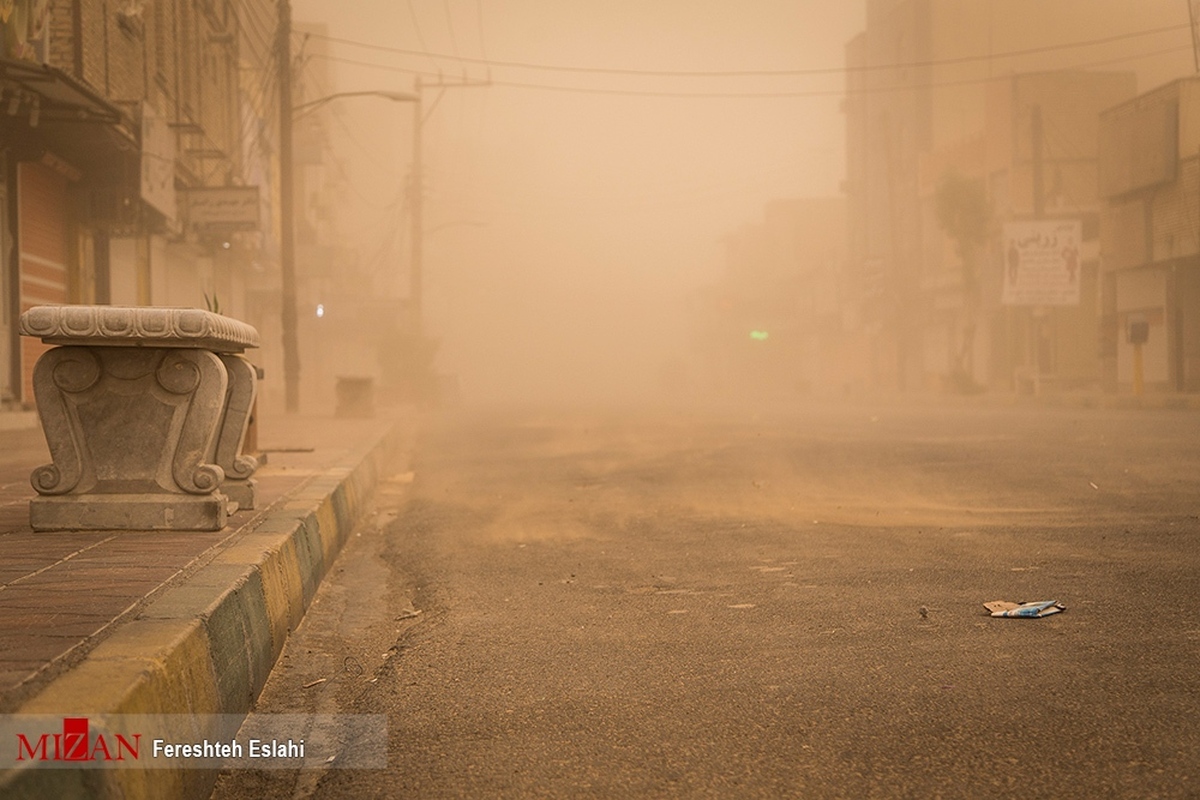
[984,599,1066,618]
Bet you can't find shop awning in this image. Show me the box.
[0,58,136,183]
[0,57,122,124]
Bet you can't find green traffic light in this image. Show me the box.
[749,330,769,341]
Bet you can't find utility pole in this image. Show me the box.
[1189,0,1200,73]
[1031,105,1044,219]
[407,75,489,341]
[1030,104,1046,392]
[278,0,300,413]
[410,78,424,339]
[881,114,907,392]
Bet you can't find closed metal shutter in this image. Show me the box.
[17,161,69,404]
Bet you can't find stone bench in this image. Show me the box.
[18,305,261,531]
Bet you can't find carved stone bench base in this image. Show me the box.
[221,478,257,512]
[30,492,236,532]
[19,306,263,533]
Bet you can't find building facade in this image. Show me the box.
[1099,77,1200,393]
[843,0,1192,393]
[916,71,1136,391]
[1,0,281,415]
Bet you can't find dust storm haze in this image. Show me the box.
[291,0,861,406]
[289,0,1196,408]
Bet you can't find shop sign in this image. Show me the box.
[186,187,261,230]
[1001,220,1082,306]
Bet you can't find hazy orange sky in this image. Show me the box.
[290,1,865,403]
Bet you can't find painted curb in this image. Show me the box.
[0,419,404,799]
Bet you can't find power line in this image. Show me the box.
[240,48,279,133]
[291,57,412,279]
[245,55,281,165]
[307,53,458,81]
[240,53,281,160]
[295,56,401,189]
[232,0,283,165]
[475,0,488,62]
[296,21,1192,79]
[311,52,816,95]
[309,42,1194,100]
[235,0,276,64]
[489,79,825,99]
[443,0,461,59]
[406,0,441,74]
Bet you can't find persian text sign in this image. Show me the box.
[1002,220,1082,306]
[186,187,261,230]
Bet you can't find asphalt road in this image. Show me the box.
[212,401,1200,799]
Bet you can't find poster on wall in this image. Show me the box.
[1001,220,1083,306]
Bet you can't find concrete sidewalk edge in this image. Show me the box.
[0,418,405,800]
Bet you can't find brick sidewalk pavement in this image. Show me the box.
[0,412,406,713]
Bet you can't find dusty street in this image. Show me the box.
[214,402,1200,799]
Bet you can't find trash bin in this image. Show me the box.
[335,376,375,418]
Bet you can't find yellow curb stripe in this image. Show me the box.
[1,419,406,800]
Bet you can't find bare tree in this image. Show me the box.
[934,169,991,391]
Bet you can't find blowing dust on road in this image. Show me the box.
[214,402,1200,799]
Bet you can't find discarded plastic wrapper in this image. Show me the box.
[983,599,1065,618]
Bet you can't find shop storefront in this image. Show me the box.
[0,56,136,408]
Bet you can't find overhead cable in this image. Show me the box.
[295,21,1191,79]
[310,43,1194,100]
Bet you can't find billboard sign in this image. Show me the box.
[1001,220,1082,306]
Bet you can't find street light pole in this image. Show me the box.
[281,87,420,413]
[292,90,419,118]
[406,75,489,339]
[278,74,484,408]
[277,0,300,413]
